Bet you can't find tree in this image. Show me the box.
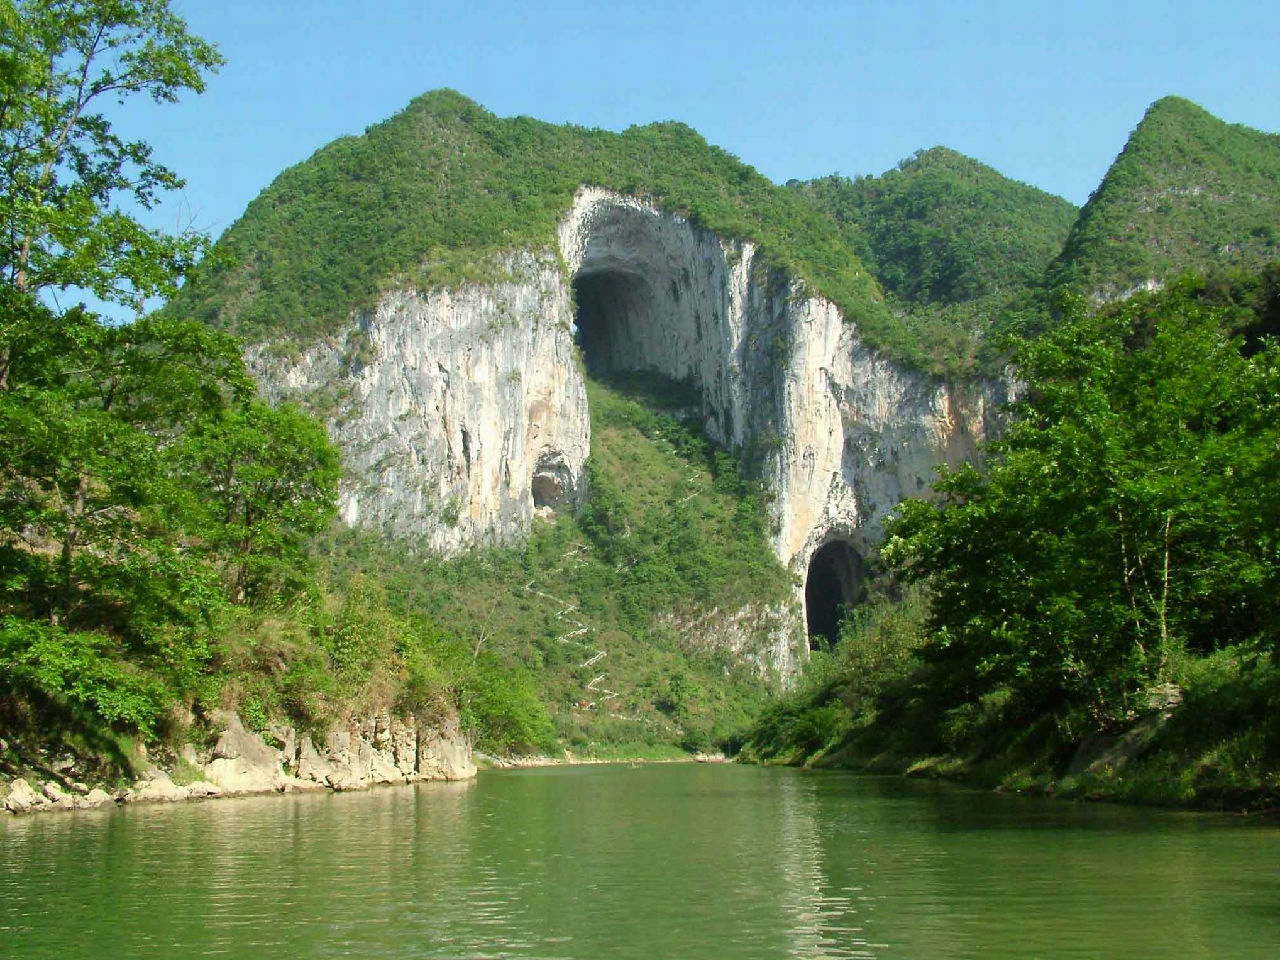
[1,0,222,386]
[885,278,1280,743]
[0,299,249,629]
[173,401,340,605]
[0,5,346,755]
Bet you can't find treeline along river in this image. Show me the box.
[2,764,1277,958]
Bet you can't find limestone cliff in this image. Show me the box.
[252,188,1008,663]
[251,251,588,554]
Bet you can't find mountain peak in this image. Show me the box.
[1049,96,1280,297]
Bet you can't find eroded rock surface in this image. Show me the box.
[2,711,474,816]
[250,188,1009,669]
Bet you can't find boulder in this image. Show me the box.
[132,772,187,803]
[41,780,76,809]
[419,730,476,781]
[202,711,287,795]
[185,780,222,799]
[78,788,113,809]
[295,735,340,786]
[4,778,45,813]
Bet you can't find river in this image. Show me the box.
[2,764,1276,958]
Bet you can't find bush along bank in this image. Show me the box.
[738,271,1280,813]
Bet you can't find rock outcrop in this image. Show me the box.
[2,711,475,816]
[250,251,588,555]
[253,187,1008,667]
[201,710,475,796]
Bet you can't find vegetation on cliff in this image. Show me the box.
[169,89,902,360]
[788,148,1078,371]
[741,272,1280,809]
[1047,96,1280,298]
[316,373,793,758]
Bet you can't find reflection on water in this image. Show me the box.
[1,766,1277,959]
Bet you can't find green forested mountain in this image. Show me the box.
[788,148,1078,370]
[1048,96,1280,297]
[172,89,892,355]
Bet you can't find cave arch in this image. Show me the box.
[804,540,862,650]
[565,198,720,395]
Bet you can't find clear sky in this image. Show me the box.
[119,0,1280,251]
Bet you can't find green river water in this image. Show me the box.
[2,764,1277,959]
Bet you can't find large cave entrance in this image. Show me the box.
[572,269,655,379]
[804,540,862,650]
[566,197,714,394]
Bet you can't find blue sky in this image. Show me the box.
[121,0,1279,250]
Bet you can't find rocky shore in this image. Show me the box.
[1,709,475,817]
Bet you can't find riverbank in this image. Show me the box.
[737,591,1280,814]
[1,708,475,817]
[1,723,735,817]
[477,746,725,769]
[740,673,1280,814]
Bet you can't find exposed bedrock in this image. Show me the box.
[251,187,1008,665]
[250,250,590,555]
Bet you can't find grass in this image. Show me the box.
[313,373,796,757]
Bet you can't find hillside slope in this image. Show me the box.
[317,374,794,755]
[1048,96,1280,298]
[171,90,898,359]
[789,148,1077,370]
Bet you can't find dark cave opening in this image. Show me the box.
[572,269,654,378]
[805,540,862,650]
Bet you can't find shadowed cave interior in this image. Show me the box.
[805,540,862,650]
[572,269,654,378]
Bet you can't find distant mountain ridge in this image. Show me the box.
[171,91,1280,376]
[787,147,1078,370]
[1048,96,1280,299]
[172,89,890,357]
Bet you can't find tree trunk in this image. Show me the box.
[56,473,91,624]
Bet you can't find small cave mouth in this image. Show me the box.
[531,473,564,509]
[805,540,862,650]
[532,452,573,512]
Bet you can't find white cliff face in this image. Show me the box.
[771,296,1009,580]
[251,188,1006,667]
[558,188,1009,594]
[250,251,589,554]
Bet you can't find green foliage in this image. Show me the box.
[883,274,1280,753]
[173,400,339,603]
[1048,97,1280,298]
[1057,647,1280,808]
[0,3,481,776]
[579,379,788,620]
[789,148,1077,373]
[0,616,171,736]
[0,297,249,633]
[455,652,555,755]
[739,584,929,764]
[170,89,893,362]
[0,292,342,756]
[0,0,223,315]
